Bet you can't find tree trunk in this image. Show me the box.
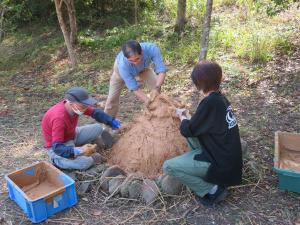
[199,0,213,61]
[66,0,77,46]
[0,4,7,42]
[174,0,186,34]
[134,0,138,25]
[54,0,77,68]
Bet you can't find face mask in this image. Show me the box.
[72,105,84,115]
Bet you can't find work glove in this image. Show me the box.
[73,148,82,157]
[175,108,191,121]
[111,119,121,129]
[81,144,97,156]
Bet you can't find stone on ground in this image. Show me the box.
[160,175,183,195]
[127,179,143,199]
[119,174,143,199]
[100,165,126,192]
[94,130,115,150]
[91,153,106,164]
[141,179,159,204]
[77,182,91,195]
[241,138,248,158]
[108,175,126,195]
[120,174,135,198]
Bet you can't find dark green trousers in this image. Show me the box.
[163,137,214,197]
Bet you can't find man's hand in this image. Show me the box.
[81,144,97,156]
[149,89,160,102]
[156,72,166,91]
[111,119,121,129]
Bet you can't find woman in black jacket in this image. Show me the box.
[163,61,243,206]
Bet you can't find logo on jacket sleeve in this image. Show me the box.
[226,106,237,129]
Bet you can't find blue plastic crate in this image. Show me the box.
[5,161,77,223]
[273,131,300,193]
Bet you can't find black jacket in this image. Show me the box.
[180,92,243,186]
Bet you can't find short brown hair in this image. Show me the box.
[191,61,222,93]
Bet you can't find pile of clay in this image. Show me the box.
[108,94,188,177]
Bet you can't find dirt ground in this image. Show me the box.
[0,44,300,224]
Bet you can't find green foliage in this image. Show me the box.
[3,0,158,31]
[162,0,206,20]
[1,0,299,74]
[216,0,236,7]
[216,0,296,16]
[3,0,55,29]
[79,24,155,50]
[266,0,295,16]
[0,27,64,71]
[209,13,297,63]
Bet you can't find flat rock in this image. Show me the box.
[161,175,183,195]
[120,174,135,198]
[154,175,164,187]
[77,182,91,196]
[128,180,143,199]
[141,179,159,204]
[73,163,108,181]
[108,175,126,195]
[241,138,248,158]
[120,174,143,199]
[100,165,126,192]
[95,164,109,173]
[102,129,115,149]
[247,160,260,176]
[91,153,106,164]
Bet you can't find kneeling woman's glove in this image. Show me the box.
[175,108,191,121]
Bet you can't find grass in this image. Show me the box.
[0,1,299,96]
[0,2,300,224]
[209,11,298,63]
[0,26,64,72]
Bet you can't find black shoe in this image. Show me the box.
[196,186,228,206]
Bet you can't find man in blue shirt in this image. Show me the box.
[104,40,167,117]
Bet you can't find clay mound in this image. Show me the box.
[108,94,188,177]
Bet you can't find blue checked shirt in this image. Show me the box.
[116,42,167,91]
